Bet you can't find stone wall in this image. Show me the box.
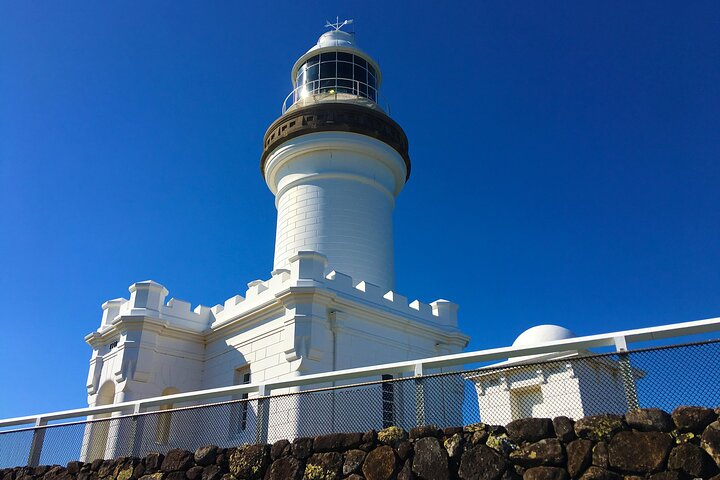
[3,406,720,480]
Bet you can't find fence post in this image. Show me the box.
[414,363,426,427]
[255,385,270,444]
[130,402,145,458]
[614,336,640,411]
[27,417,47,467]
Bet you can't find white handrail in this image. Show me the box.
[280,77,390,114]
[1,316,718,429]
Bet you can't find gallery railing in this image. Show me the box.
[0,317,718,468]
[281,78,390,114]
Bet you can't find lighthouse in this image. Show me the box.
[262,21,410,290]
[83,23,469,454]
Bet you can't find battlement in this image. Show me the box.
[97,280,214,334]
[213,251,458,328]
[95,251,459,341]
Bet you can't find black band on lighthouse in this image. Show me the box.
[261,103,411,180]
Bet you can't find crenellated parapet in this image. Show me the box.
[209,251,460,331]
[92,251,461,345]
[93,280,214,336]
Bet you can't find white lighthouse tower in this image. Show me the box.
[83,23,469,456]
[262,21,409,290]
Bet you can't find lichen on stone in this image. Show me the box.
[302,464,334,480]
[486,432,517,454]
[377,426,405,445]
[463,422,487,433]
[444,433,462,458]
[671,430,695,444]
[116,467,134,480]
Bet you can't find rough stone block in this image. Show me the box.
[671,405,717,433]
[522,466,569,480]
[458,444,506,480]
[160,450,193,473]
[574,415,625,442]
[304,452,342,480]
[509,439,565,468]
[506,418,555,444]
[265,457,303,480]
[667,442,718,478]
[361,446,396,480]
[412,438,448,480]
[701,421,720,468]
[566,439,593,478]
[608,431,673,473]
[552,417,576,444]
[625,408,674,432]
[228,444,269,479]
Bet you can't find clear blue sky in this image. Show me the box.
[1,1,719,419]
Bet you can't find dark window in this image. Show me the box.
[354,64,367,83]
[337,52,353,62]
[306,55,319,66]
[368,64,376,78]
[320,51,336,62]
[381,374,394,428]
[233,368,252,433]
[368,73,376,89]
[337,62,353,81]
[320,62,335,78]
[306,64,319,82]
[355,56,367,69]
[337,79,354,93]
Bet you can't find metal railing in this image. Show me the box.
[281,78,390,114]
[1,317,719,468]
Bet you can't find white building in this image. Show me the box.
[82,24,470,459]
[467,325,643,425]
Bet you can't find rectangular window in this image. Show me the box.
[381,374,394,428]
[233,367,252,433]
[510,385,543,420]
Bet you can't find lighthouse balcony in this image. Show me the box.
[282,77,389,114]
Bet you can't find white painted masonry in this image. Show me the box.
[467,325,642,425]
[265,132,405,291]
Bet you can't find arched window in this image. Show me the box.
[155,387,179,445]
[87,381,116,461]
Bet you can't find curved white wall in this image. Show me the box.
[264,132,407,290]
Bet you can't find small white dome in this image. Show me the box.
[512,324,576,347]
[315,30,356,49]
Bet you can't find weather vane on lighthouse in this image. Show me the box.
[325,16,353,31]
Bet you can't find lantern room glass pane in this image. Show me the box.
[337,62,353,81]
[338,52,353,62]
[306,65,319,82]
[337,79,354,93]
[320,52,336,62]
[353,64,367,83]
[306,55,319,66]
[320,62,335,78]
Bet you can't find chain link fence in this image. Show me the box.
[1,339,718,468]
